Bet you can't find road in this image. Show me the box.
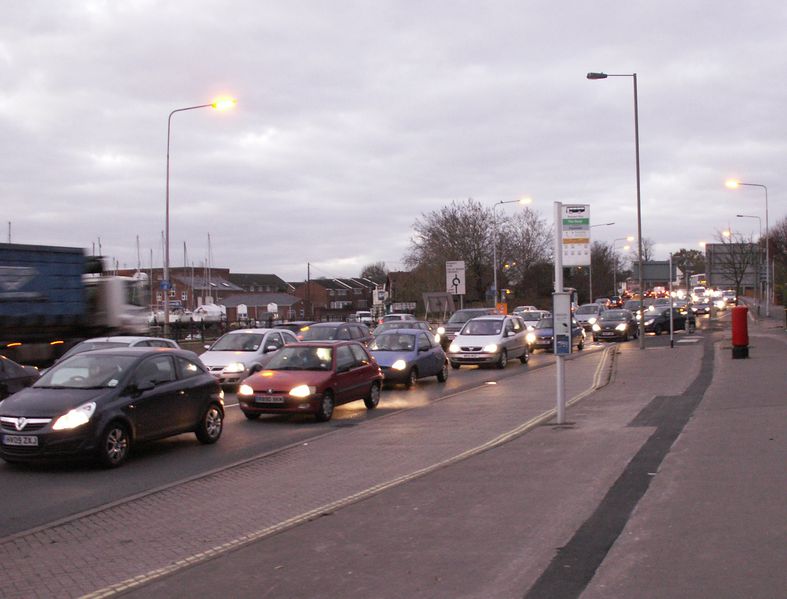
[0,342,613,538]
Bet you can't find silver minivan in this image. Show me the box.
[200,328,298,386]
[447,315,528,369]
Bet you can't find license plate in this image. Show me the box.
[600,332,615,336]
[3,434,38,446]
[255,395,285,404]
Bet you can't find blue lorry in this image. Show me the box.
[0,243,148,366]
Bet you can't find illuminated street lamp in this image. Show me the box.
[612,235,635,297]
[492,197,532,306]
[164,97,236,335]
[587,71,645,348]
[725,179,769,316]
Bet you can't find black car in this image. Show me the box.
[0,355,40,400]
[591,309,639,342]
[436,308,498,350]
[0,348,224,467]
[643,308,696,335]
[299,322,373,345]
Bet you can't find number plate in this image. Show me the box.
[3,435,38,447]
[255,395,285,404]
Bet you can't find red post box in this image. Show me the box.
[731,305,749,359]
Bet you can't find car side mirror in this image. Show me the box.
[204,344,211,350]
[135,380,155,392]
[265,345,278,353]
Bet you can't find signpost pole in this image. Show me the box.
[554,202,566,424]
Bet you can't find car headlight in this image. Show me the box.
[52,401,96,431]
[615,323,627,331]
[592,324,601,332]
[223,362,246,374]
[482,343,498,353]
[238,384,254,396]
[526,332,536,344]
[588,317,597,324]
[448,343,460,353]
[644,319,654,326]
[289,384,316,398]
[437,326,446,335]
[391,359,407,371]
[434,333,441,343]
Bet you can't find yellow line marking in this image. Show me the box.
[80,346,614,599]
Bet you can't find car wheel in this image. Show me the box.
[497,350,508,369]
[593,335,598,342]
[450,362,461,370]
[97,421,131,468]
[405,367,418,389]
[519,351,529,364]
[243,411,260,420]
[688,321,696,334]
[437,361,449,382]
[654,324,663,336]
[315,391,335,422]
[195,403,224,444]
[577,337,584,351]
[364,382,380,409]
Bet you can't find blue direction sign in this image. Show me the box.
[159,280,171,291]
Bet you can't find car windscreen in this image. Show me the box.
[370,333,416,352]
[62,341,129,359]
[520,312,542,321]
[535,318,553,329]
[210,333,265,351]
[599,311,628,321]
[461,320,502,335]
[300,326,338,341]
[36,354,138,389]
[576,305,599,314]
[265,346,333,371]
[447,310,486,324]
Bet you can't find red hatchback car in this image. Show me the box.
[236,341,383,422]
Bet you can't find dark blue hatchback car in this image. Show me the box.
[368,329,448,387]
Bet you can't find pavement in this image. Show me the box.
[1,311,785,599]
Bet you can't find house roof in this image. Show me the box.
[172,274,243,292]
[228,273,292,290]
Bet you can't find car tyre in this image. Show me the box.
[437,361,449,382]
[364,382,380,409]
[519,351,529,364]
[98,421,131,468]
[315,391,335,422]
[654,324,663,336]
[195,403,224,444]
[243,411,260,420]
[450,362,461,370]
[497,350,508,369]
[405,367,418,389]
[577,337,585,351]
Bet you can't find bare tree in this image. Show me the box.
[496,208,553,301]
[628,236,656,263]
[360,261,388,284]
[672,248,706,278]
[707,230,759,302]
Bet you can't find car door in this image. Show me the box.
[349,343,377,393]
[418,332,442,376]
[127,355,184,439]
[174,355,211,428]
[333,344,358,404]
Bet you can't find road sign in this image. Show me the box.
[446,261,466,295]
[553,292,572,355]
[267,302,278,314]
[159,280,171,291]
[561,204,591,266]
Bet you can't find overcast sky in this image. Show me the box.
[3,1,785,281]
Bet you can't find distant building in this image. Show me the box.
[228,273,293,294]
[291,278,377,321]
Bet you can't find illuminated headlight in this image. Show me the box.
[289,384,316,398]
[482,343,498,353]
[391,359,407,371]
[449,343,460,353]
[238,384,254,396]
[644,319,655,326]
[615,323,627,331]
[592,324,601,332]
[434,333,441,343]
[526,332,536,344]
[223,362,246,374]
[715,300,726,309]
[588,317,597,325]
[52,401,96,431]
[437,326,446,335]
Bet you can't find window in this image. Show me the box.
[146,340,175,348]
[348,326,363,340]
[168,289,176,298]
[265,332,284,350]
[349,344,370,366]
[337,326,352,340]
[418,334,431,351]
[156,292,162,302]
[181,291,188,301]
[336,289,348,297]
[135,356,176,386]
[176,356,204,379]
[335,345,355,371]
[353,288,362,295]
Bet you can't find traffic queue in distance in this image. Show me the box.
[1,289,708,468]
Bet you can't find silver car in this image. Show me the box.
[200,328,298,386]
[447,315,528,369]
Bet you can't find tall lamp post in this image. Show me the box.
[726,180,769,316]
[491,197,532,307]
[587,71,645,348]
[736,213,763,314]
[612,235,635,297]
[588,221,614,302]
[164,97,236,336]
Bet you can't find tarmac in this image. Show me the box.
[1,308,784,599]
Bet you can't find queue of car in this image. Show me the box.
[1,298,683,468]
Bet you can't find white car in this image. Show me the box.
[59,336,180,361]
[574,303,606,332]
[447,315,528,369]
[200,328,298,386]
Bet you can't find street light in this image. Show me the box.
[587,71,645,348]
[588,221,614,302]
[492,197,532,307]
[737,213,763,314]
[163,97,237,336]
[612,235,635,298]
[726,180,770,316]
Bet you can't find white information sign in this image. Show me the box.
[561,204,591,266]
[445,261,466,295]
